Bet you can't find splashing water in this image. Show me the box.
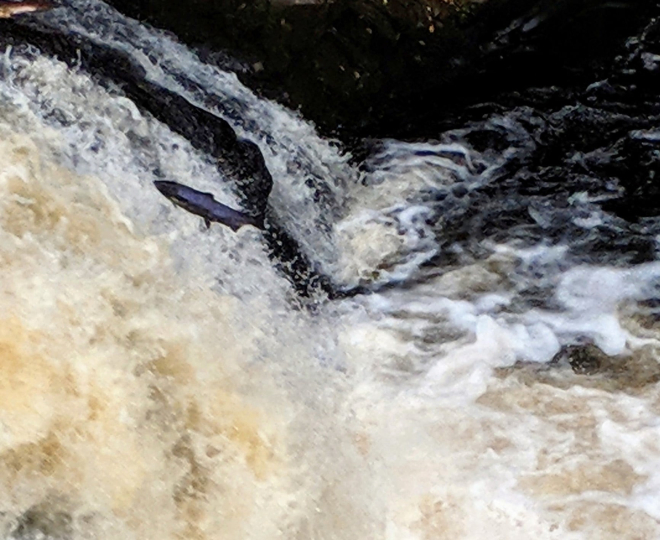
[0,3,660,539]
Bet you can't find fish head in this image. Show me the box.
[154,180,181,200]
[154,180,214,215]
[154,180,193,208]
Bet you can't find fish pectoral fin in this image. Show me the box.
[204,218,211,229]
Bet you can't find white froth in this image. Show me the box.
[29,0,356,275]
[1,6,660,539]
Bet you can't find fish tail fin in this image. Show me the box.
[252,214,266,230]
[239,214,265,231]
[230,213,264,232]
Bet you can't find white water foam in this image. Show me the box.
[26,0,356,275]
[22,0,463,287]
[1,6,660,539]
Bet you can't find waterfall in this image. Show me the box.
[0,3,659,539]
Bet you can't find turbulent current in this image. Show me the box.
[0,1,660,539]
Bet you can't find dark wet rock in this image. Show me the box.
[498,343,660,394]
[10,498,73,540]
[592,134,660,220]
[451,184,468,199]
[103,0,655,138]
[551,343,608,375]
[413,9,660,270]
[104,0,480,136]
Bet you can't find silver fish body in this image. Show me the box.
[154,180,264,232]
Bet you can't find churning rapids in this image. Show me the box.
[0,1,660,538]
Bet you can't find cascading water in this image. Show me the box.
[1,2,660,539]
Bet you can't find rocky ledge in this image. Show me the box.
[104,0,653,137]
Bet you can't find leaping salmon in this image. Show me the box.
[154,180,264,232]
[0,0,53,18]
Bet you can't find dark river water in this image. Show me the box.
[0,2,659,539]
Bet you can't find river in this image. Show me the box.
[0,1,659,539]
